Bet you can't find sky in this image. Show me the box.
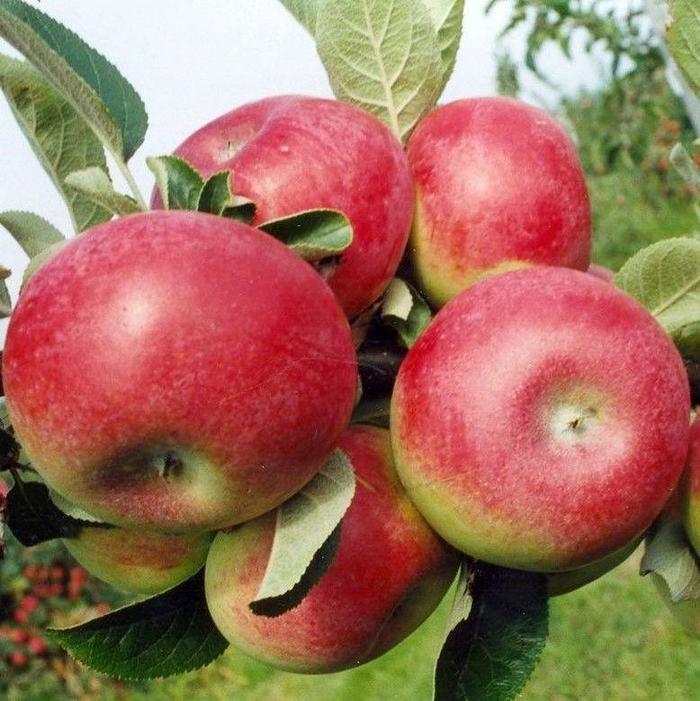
[0,0,607,321]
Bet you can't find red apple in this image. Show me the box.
[391,267,690,572]
[681,417,700,554]
[204,425,457,673]
[587,263,615,282]
[406,97,591,307]
[546,537,641,597]
[63,525,212,595]
[155,95,414,318]
[3,211,357,532]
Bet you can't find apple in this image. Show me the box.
[406,97,591,307]
[587,263,615,282]
[681,418,700,554]
[155,95,414,318]
[546,537,641,597]
[63,525,213,596]
[3,211,357,533]
[391,267,691,572]
[204,425,458,674]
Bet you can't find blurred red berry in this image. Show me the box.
[20,595,40,613]
[13,609,28,625]
[49,566,65,582]
[8,650,29,667]
[27,636,47,656]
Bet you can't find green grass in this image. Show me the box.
[589,170,698,271]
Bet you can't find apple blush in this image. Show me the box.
[406,97,592,307]
[155,95,414,318]
[391,267,691,572]
[204,426,458,673]
[3,211,357,533]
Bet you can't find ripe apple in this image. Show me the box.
[681,418,700,554]
[587,263,614,282]
[546,537,641,597]
[3,211,357,533]
[155,95,414,318]
[205,425,458,673]
[406,97,591,307]
[63,525,213,596]
[391,267,691,572]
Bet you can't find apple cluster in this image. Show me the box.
[2,93,698,672]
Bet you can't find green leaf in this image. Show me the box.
[615,238,700,358]
[434,563,549,701]
[197,171,235,216]
[0,270,11,318]
[250,449,356,617]
[0,0,147,161]
[668,0,700,95]
[5,478,109,546]
[641,519,700,603]
[147,156,204,211]
[278,0,319,34]
[196,171,257,223]
[670,143,700,191]
[381,278,432,348]
[315,0,443,142]
[259,209,353,261]
[64,167,143,217]
[0,54,111,232]
[47,570,229,679]
[0,210,64,258]
[422,0,465,91]
[351,397,391,428]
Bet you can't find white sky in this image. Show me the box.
[0,0,607,322]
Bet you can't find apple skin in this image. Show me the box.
[406,97,591,307]
[391,267,691,572]
[155,95,414,319]
[587,263,615,282]
[204,425,458,674]
[681,418,700,554]
[3,211,357,533]
[546,537,641,597]
[63,526,213,596]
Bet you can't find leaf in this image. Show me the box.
[0,273,11,318]
[278,0,320,34]
[0,0,147,161]
[197,171,235,216]
[250,448,356,617]
[47,570,228,680]
[259,209,353,261]
[0,408,20,470]
[421,0,465,91]
[147,156,205,211]
[434,563,549,701]
[668,0,700,95]
[315,0,443,142]
[0,54,111,232]
[196,171,257,222]
[670,143,700,191]
[5,478,110,546]
[641,519,700,603]
[0,210,64,258]
[64,167,143,217]
[351,397,391,428]
[615,238,700,358]
[381,278,432,348]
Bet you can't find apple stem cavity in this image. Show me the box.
[549,404,599,444]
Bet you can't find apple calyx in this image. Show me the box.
[549,402,600,444]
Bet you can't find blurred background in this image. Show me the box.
[1,1,699,699]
